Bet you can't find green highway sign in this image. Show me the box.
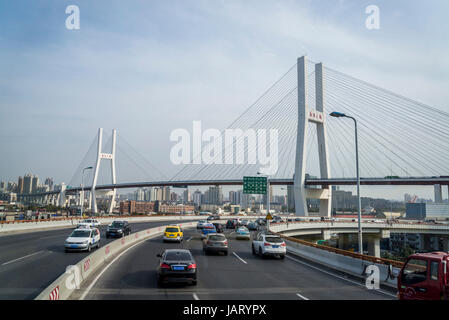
[243,176,267,194]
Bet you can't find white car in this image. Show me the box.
[196,220,207,229]
[65,227,101,252]
[252,232,286,259]
[77,219,101,228]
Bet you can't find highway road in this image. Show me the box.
[0,219,196,300]
[82,228,396,300]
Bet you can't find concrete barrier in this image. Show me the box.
[35,221,197,300]
[285,239,400,288]
[0,215,267,234]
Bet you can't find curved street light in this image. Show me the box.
[329,111,363,254]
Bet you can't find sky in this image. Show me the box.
[0,0,448,201]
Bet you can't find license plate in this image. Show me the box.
[70,244,78,248]
[272,245,279,248]
[110,233,115,235]
[172,266,184,271]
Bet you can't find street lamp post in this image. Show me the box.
[329,112,363,254]
[81,166,93,218]
[258,172,270,231]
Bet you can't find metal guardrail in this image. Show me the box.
[275,232,404,268]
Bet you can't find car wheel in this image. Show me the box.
[191,279,197,286]
[280,254,285,259]
[157,277,163,287]
[224,251,228,256]
[252,245,256,255]
[97,241,100,248]
[64,249,69,253]
[106,235,109,239]
[258,247,263,258]
[87,244,91,252]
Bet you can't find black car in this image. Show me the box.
[106,220,131,238]
[207,215,220,221]
[156,249,197,286]
[212,222,224,233]
[226,219,237,229]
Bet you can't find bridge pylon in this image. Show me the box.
[90,128,117,215]
[294,56,332,217]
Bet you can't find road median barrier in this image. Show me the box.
[275,233,403,288]
[34,221,197,300]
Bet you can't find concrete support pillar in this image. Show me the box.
[337,234,350,250]
[423,234,432,251]
[441,238,449,252]
[322,229,331,241]
[367,236,381,258]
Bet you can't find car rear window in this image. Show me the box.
[265,236,283,243]
[165,227,179,232]
[209,235,226,241]
[111,222,124,227]
[71,230,91,237]
[165,251,192,261]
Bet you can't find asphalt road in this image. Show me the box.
[0,219,196,300]
[83,228,396,300]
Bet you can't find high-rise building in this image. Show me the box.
[0,181,5,191]
[135,188,145,201]
[206,186,222,205]
[162,186,171,201]
[31,175,39,194]
[23,174,33,195]
[44,177,54,191]
[17,176,24,194]
[183,189,191,203]
[193,190,202,206]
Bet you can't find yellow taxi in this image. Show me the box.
[163,225,184,243]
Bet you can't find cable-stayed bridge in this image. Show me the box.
[22,56,449,215]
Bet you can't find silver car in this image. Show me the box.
[203,233,228,255]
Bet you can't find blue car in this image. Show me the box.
[201,223,217,239]
[235,226,250,240]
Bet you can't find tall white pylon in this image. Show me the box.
[294,56,332,217]
[90,128,117,215]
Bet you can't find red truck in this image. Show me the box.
[398,251,449,300]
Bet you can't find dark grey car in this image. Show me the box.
[202,233,228,255]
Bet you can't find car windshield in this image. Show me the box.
[70,230,91,237]
[208,235,226,241]
[111,222,124,227]
[165,227,179,232]
[165,251,192,261]
[265,236,283,243]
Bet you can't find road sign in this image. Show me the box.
[266,213,273,220]
[243,176,267,194]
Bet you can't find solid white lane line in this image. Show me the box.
[193,293,200,300]
[79,241,146,300]
[286,255,396,298]
[187,237,192,242]
[1,250,44,266]
[232,252,247,264]
[296,293,309,300]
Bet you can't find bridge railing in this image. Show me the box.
[275,232,404,268]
